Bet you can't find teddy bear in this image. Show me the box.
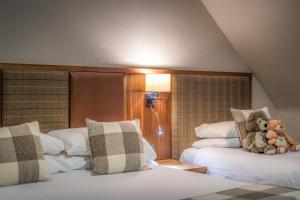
[266,126,288,154]
[243,111,276,155]
[267,119,300,152]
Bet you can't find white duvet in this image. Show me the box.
[0,166,249,200]
[181,147,300,189]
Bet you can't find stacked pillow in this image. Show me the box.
[193,121,241,148]
[40,133,65,155]
[48,127,90,156]
[40,131,90,175]
[45,119,157,173]
[193,107,272,149]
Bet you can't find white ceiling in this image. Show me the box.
[202,0,300,109]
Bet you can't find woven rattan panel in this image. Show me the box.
[2,69,69,132]
[171,75,251,159]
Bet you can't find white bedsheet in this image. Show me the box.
[0,166,249,200]
[181,147,300,189]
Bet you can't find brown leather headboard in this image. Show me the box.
[70,72,126,127]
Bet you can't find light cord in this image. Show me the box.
[150,104,164,136]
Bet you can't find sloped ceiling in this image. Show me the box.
[202,0,300,109]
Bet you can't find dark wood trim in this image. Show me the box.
[0,63,252,77]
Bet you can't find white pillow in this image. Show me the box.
[44,154,90,175]
[48,128,90,156]
[192,138,241,148]
[143,138,157,163]
[47,119,157,163]
[132,119,157,163]
[195,121,238,138]
[241,107,271,120]
[40,133,65,155]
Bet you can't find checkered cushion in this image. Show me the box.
[0,121,50,186]
[231,108,248,143]
[231,108,270,147]
[184,184,300,200]
[86,119,145,175]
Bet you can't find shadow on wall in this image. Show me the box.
[252,75,300,140]
[279,109,300,141]
[252,75,278,117]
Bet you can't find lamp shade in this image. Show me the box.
[145,74,171,92]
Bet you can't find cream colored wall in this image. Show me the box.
[253,77,300,140]
[252,76,278,117]
[0,0,286,138]
[0,0,249,72]
[202,0,300,140]
[278,109,300,140]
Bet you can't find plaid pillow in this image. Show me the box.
[86,119,145,175]
[230,108,248,143]
[0,121,50,186]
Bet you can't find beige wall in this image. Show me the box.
[252,76,278,117]
[0,0,249,72]
[278,109,300,140]
[202,0,300,140]
[0,0,286,138]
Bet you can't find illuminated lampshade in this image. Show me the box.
[145,74,171,92]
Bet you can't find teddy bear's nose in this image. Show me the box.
[264,124,267,127]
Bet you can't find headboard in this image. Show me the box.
[0,63,252,160]
[171,74,251,159]
[1,69,69,132]
[0,68,126,132]
[70,72,126,127]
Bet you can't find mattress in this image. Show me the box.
[181,147,300,189]
[0,165,249,200]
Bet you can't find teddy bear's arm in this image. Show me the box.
[268,138,277,145]
[282,132,298,145]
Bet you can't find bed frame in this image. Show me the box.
[0,63,251,159]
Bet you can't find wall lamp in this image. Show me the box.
[145,74,171,106]
[145,74,171,136]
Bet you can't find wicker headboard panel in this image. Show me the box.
[1,69,69,132]
[171,75,251,159]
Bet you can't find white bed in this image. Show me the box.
[181,147,300,189]
[0,165,249,200]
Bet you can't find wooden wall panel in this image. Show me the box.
[126,74,172,160]
[70,72,126,127]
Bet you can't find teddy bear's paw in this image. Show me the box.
[264,145,276,155]
[277,146,287,154]
[265,149,276,155]
[293,144,300,151]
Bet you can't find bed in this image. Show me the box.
[181,147,300,189]
[0,165,250,200]
[1,68,300,199]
